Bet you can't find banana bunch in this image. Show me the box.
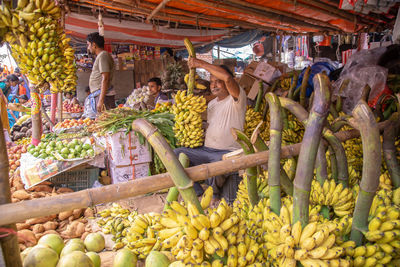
[123,212,161,258]
[262,205,350,266]
[96,203,137,249]
[152,102,172,113]
[172,90,206,148]
[2,0,76,93]
[243,107,265,138]
[369,188,395,218]
[343,240,395,266]
[279,78,291,91]
[310,179,355,217]
[379,172,392,191]
[281,113,304,145]
[184,74,207,90]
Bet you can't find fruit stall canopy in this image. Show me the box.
[65,0,399,48]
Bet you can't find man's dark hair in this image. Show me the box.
[148,77,162,87]
[86,32,105,49]
[7,74,19,82]
[220,65,234,77]
[14,67,20,73]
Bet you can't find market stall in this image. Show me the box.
[0,0,400,266]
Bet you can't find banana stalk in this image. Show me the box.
[330,103,339,119]
[349,101,381,246]
[184,38,195,95]
[299,66,311,107]
[232,129,259,207]
[265,93,283,215]
[292,73,331,227]
[328,147,338,181]
[287,72,298,100]
[250,123,293,196]
[164,153,190,211]
[132,119,204,214]
[279,97,349,186]
[383,112,400,188]
[315,142,328,185]
[336,79,349,113]
[361,84,371,102]
[254,81,264,113]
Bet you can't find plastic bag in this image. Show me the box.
[333,47,388,113]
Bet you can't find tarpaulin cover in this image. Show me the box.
[65,13,230,48]
[176,29,265,57]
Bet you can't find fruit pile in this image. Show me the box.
[21,232,104,267]
[172,90,206,148]
[125,86,151,108]
[27,138,95,160]
[11,117,51,141]
[63,102,84,113]
[3,0,77,92]
[152,102,172,113]
[7,143,27,176]
[54,118,94,130]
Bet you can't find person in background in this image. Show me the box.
[15,68,30,98]
[147,77,172,109]
[174,59,246,205]
[7,74,19,102]
[86,32,116,113]
[64,91,79,105]
[0,79,10,97]
[83,86,96,119]
[0,87,11,139]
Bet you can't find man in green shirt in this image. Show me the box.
[86,32,116,113]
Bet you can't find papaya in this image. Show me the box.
[113,248,137,267]
[145,251,170,267]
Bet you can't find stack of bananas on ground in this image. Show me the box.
[96,203,138,250]
[172,90,206,148]
[3,0,77,92]
[279,78,291,91]
[281,113,304,145]
[310,179,355,217]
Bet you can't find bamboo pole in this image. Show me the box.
[0,123,390,226]
[164,153,189,211]
[146,0,171,23]
[132,119,203,213]
[188,0,335,32]
[265,93,283,215]
[0,116,23,267]
[383,112,400,188]
[292,73,331,227]
[350,101,381,246]
[232,129,259,207]
[225,0,341,30]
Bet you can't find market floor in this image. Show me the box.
[95,192,168,267]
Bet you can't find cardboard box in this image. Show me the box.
[253,62,282,84]
[105,130,151,167]
[110,162,150,184]
[247,80,269,100]
[244,61,259,76]
[239,73,256,95]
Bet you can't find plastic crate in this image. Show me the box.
[50,168,99,191]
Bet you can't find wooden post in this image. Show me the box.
[278,35,282,62]
[0,115,23,267]
[0,123,390,226]
[272,34,277,63]
[30,86,42,146]
[57,92,63,123]
[146,0,171,23]
[50,93,57,125]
